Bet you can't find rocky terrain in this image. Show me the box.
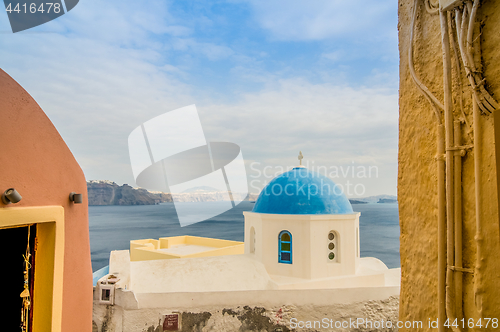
[349,199,368,204]
[87,181,259,206]
[377,198,398,204]
[87,181,172,206]
[87,181,394,206]
[354,194,397,203]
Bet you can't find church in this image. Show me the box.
[244,163,363,282]
[93,157,401,331]
[97,158,399,294]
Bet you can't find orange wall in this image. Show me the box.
[0,69,92,332]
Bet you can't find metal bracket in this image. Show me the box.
[449,265,474,274]
[435,154,447,161]
[439,0,463,12]
[446,144,473,151]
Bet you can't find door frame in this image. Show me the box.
[0,206,65,332]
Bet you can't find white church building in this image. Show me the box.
[242,165,398,289]
[99,164,399,294]
[93,162,400,331]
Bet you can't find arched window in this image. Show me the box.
[278,230,292,264]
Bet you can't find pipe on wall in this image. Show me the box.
[453,0,489,318]
[440,9,463,331]
[409,0,444,121]
[453,119,464,321]
[473,89,485,318]
[450,15,472,140]
[410,0,494,327]
[437,124,447,332]
[450,17,464,320]
[455,3,498,115]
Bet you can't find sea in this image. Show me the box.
[89,202,400,271]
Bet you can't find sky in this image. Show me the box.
[0,0,399,197]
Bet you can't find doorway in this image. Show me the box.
[0,224,36,332]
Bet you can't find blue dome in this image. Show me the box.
[252,167,353,215]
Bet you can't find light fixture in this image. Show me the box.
[2,188,22,204]
[69,192,83,204]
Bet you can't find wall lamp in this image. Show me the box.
[2,188,22,204]
[69,192,83,204]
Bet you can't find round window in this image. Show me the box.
[328,242,335,250]
[328,232,335,240]
[328,252,335,260]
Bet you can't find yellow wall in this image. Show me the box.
[398,1,500,330]
[183,235,242,248]
[131,247,180,261]
[0,206,65,332]
[130,236,244,262]
[130,239,159,250]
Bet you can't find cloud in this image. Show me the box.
[0,0,197,181]
[239,0,396,41]
[197,78,398,196]
[200,78,398,158]
[321,51,343,62]
[171,38,235,61]
[0,0,399,196]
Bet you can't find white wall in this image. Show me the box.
[310,214,360,278]
[243,212,360,279]
[93,286,400,332]
[129,254,277,293]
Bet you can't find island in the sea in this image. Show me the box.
[377,198,398,204]
[87,181,397,206]
[87,180,172,205]
[348,199,368,204]
[87,181,259,206]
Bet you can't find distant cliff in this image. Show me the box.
[377,198,398,204]
[349,199,368,204]
[347,195,398,204]
[88,181,398,206]
[87,181,259,206]
[172,192,257,202]
[87,181,172,206]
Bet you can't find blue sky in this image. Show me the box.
[0,0,399,196]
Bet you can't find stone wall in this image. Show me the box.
[92,288,400,332]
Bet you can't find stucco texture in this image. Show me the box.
[0,69,93,331]
[398,0,500,330]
